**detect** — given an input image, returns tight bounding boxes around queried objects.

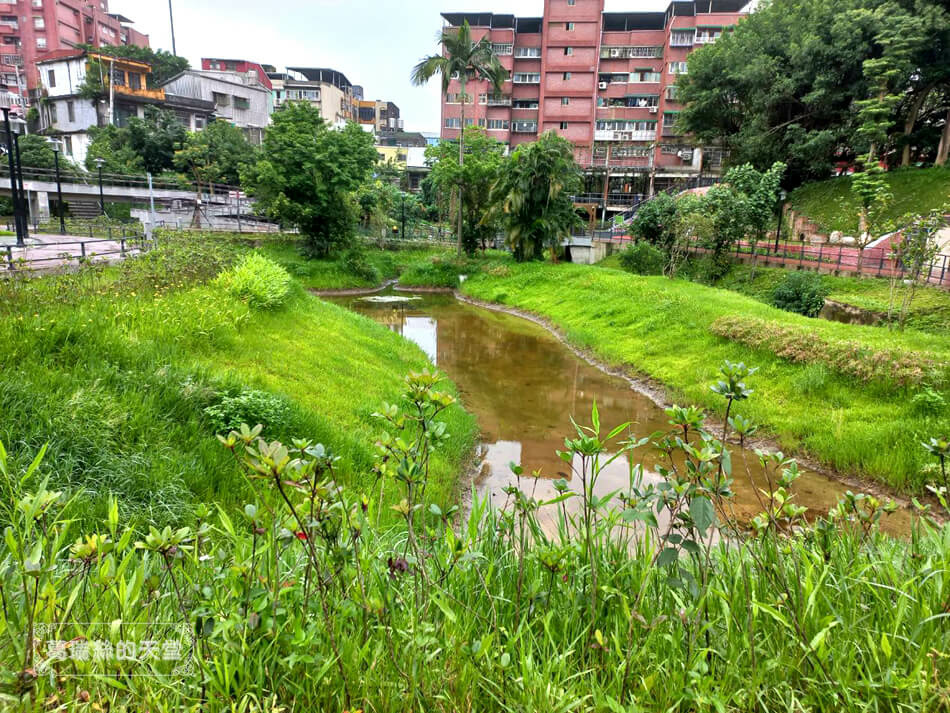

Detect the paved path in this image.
[1,233,146,271]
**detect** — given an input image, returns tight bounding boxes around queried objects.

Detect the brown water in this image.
[334,291,910,535]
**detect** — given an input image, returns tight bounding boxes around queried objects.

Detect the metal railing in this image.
[2,234,154,272]
[0,165,241,196]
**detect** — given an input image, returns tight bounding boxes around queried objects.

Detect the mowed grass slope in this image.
[463,262,950,491]
[0,271,475,528]
[788,166,950,235]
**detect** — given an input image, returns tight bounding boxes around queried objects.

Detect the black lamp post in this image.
[48,138,66,234]
[94,157,106,216]
[773,189,788,252]
[1,106,26,246]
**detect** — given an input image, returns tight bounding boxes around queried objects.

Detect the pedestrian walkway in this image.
[1,232,149,271]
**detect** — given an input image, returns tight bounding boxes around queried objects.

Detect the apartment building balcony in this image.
[0,19,18,34]
[0,5,17,16]
[595,129,656,142]
[511,120,538,133]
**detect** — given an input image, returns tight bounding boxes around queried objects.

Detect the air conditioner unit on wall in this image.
[677,150,694,161]
[648,106,657,113]
[598,81,608,89]
[610,49,621,57]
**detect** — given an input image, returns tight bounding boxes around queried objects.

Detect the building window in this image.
[559,121,568,129]
[492,43,513,55]
[629,69,661,83]
[670,30,694,47]
[512,120,538,133]
[666,86,679,101]
[514,46,542,58]
[32,0,42,6]
[663,112,679,129]
[668,61,688,75]
[561,97,569,105]
[563,72,571,80]
[234,96,250,110]
[48,102,56,123]
[445,117,461,129]
[566,22,575,31]
[695,28,723,44]
[63,136,72,155]
[564,47,573,56]
[66,100,74,122]
[568,0,575,5]
[46,69,54,87]
[33,17,44,30]
[128,72,141,90]
[513,72,540,83]
[36,36,46,49]
[513,99,539,109]
[212,91,230,106]
[487,118,509,130]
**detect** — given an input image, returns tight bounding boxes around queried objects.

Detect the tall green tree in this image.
[411,20,508,255]
[676,0,950,184]
[485,131,583,262]
[425,127,506,254]
[174,119,255,189]
[243,102,378,257]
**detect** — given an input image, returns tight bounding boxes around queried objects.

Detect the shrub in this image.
[341,246,381,284]
[216,253,291,309]
[911,386,947,417]
[771,271,830,317]
[618,242,666,276]
[203,388,291,434]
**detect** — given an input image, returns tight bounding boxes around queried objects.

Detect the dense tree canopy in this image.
[243,102,378,256]
[79,44,189,88]
[174,119,256,189]
[85,107,186,175]
[426,127,507,254]
[676,0,950,186]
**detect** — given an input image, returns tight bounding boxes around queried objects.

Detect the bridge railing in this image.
[0,165,241,196]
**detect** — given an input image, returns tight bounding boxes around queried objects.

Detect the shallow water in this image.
[333,290,910,535]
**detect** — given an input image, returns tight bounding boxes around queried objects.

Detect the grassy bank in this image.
[0,237,476,527]
[716,264,950,334]
[788,166,950,234]
[463,262,950,492]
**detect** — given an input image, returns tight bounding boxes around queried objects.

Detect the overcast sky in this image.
[109,0,676,133]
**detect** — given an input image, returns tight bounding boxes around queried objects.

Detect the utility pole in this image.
[168,0,178,56]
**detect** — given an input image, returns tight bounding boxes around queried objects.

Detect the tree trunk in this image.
[900,88,930,168]
[457,76,466,257]
[936,106,950,167]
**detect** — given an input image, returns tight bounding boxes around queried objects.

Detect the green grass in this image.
[788,166,950,235]
[0,238,476,528]
[463,262,950,492]
[716,264,950,334]
[260,240,456,290]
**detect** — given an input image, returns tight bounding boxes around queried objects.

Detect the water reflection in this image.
[336,291,910,535]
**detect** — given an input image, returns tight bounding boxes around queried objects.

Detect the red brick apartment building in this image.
[440,0,749,202]
[0,0,148,109]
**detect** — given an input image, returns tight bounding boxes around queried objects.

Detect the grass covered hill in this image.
[0,233,476,527]
[788,166,950,235]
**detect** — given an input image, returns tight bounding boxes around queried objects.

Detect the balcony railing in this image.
[594,129,656,141]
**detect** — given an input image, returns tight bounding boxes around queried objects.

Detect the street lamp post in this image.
[48,138,66,234]
[0,106,26,246]
[94,157,106,216]
[773,189,788,252]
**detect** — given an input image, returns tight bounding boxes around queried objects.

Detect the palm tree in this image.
[411,21,508,255]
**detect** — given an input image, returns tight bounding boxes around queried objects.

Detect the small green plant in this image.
[203,388,291,434]
[216,253,291,309]
[911,386,947,417]
[618,242,666,276]
[770,270,830,317]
